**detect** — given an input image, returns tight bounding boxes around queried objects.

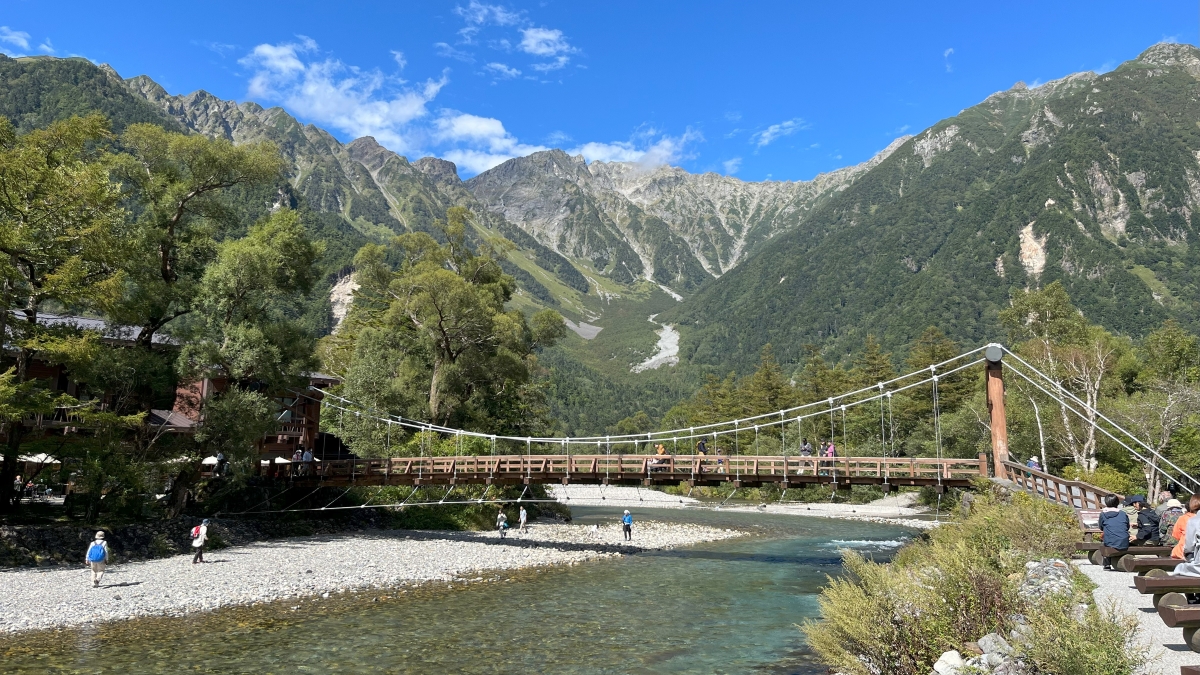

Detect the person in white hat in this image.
[621,510,633,541]
[84,531,110,587]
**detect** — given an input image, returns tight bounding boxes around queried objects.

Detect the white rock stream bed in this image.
[0,522,742,634]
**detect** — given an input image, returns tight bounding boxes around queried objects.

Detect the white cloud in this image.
[0,26,31,51]
[391,50,407,69]
[944,47,954,73]
[456,1,523,27]
[520,27,576,70]
[520,27,572,56]
[531,55,570,72]
[571,128,703,168]
[545,130,572,146]
[434,42,475,62]
[240,38,446,152]
[484,62,520,78]
[725,111,742,122]
[37,38,54,54]
[723,157,742,175]
[751,118,808,147]
[435,112,548,174]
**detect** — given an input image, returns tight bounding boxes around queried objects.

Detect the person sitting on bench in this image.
[1172,495,1200,560]
[1126,495,1161,545]
[1098,494,1130,571]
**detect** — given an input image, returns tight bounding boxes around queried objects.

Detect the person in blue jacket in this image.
[621,510,633,541]
[1098,494,1130,570]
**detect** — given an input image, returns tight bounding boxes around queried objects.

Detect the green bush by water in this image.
[803,483,1148,675]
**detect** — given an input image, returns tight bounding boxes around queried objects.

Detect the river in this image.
[0,507,912,674]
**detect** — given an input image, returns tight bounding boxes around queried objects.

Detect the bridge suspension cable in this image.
[305,354,986,450]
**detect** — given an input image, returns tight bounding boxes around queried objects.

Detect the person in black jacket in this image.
[1098,494,1130,570]
[1126,495,1161,545]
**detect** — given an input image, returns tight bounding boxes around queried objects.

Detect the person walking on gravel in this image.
[496,509,508,539]
[518,506,528,534]
[85,531,110,587]
[622,510,633,541]
[191,519,209,564]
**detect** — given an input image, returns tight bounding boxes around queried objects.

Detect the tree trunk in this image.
[0,425,26,514]
[428,357,444,424]
[164,465,198,519]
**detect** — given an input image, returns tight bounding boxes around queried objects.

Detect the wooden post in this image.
[985,345,1009,477]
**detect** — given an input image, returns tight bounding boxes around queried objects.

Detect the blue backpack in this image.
[86,541,106,563]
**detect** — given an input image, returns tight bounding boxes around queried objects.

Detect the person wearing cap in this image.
[1126,495,1161,546]
[621,510,633,541]
[1160,498,1187,546]
[1025,456,1041,471]
[84,531,110,587]
[192,519,209,564]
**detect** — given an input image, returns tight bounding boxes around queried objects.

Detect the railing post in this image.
[985,345,1009,477]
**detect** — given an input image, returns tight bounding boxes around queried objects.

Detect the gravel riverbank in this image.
[550,485,939,529]
[0,521,741,635]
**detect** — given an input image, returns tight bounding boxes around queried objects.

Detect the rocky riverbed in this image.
[0,521,742,634]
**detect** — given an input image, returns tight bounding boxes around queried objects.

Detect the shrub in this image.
[1022,599,1149,675]
[803,485,1138,674]
[1060,464,1140,496]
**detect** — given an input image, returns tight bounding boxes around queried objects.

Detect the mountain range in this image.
[3,43,1200,430]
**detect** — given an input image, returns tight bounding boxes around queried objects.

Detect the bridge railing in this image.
[999,460,1119,510]
[309,454,989,481]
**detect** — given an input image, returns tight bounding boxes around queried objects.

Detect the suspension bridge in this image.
[271,343,1200,499]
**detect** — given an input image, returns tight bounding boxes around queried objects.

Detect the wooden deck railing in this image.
[287,453,990,487]
[999,460,1120,510]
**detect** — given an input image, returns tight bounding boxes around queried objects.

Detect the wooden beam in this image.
[985,347,1009,477]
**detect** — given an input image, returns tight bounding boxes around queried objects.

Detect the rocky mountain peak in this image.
[1138,42,1200,78]
[346,136,407,174]
[414,156,461,186]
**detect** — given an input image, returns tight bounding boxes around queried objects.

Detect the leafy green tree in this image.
[0,114,126,512]
[326,206,567,451]
[108,123,285,350]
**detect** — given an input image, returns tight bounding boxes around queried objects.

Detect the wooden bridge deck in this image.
[281,453,989,489]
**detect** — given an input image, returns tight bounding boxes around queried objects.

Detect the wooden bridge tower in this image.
[985,344,1009,477]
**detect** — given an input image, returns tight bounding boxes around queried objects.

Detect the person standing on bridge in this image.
[800,439,812,456]
[518,506,528,534]
[621,510,633,541]
[497,509,508,539]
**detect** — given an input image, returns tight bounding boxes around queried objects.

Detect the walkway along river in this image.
[0,507,914,675]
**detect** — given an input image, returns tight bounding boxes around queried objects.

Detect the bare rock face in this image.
[464,140,906,290]
[414,157,462,188]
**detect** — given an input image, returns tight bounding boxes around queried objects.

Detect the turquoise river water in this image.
[1,507,912,674]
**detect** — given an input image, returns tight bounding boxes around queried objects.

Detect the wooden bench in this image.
[1134,574,1200,607]
[1090,545,1173,565]
[1075,541,1102,552]
[1181,666,1200,674]
[1122,557,1185,574]
[1158,605,1200,652]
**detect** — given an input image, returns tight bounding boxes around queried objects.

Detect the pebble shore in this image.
[0,521,740,635]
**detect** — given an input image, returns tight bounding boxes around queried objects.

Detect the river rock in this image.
[931,650,965,674]
[1018,558,1073,601]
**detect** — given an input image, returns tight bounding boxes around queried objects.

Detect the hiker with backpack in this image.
[191,519,209,564]
[1160,498,1186,546]
[85,531,110,588]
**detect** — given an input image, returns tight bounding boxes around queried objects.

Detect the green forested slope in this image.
[666,43,1200,374]
[0,56,184,133]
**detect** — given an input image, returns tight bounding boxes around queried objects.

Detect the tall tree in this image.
[326,206,567,450]
[108,123,284,351]
[0,114,126,512]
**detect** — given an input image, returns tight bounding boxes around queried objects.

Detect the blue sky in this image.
[2,1,1195,180]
